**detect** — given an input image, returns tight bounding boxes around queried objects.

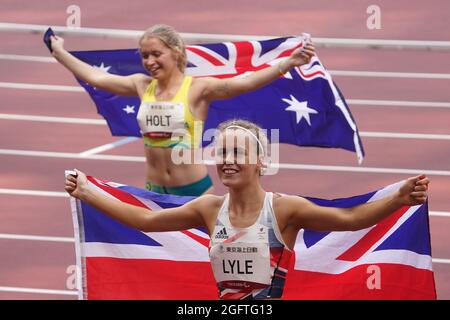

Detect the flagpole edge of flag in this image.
[66,170,87,300]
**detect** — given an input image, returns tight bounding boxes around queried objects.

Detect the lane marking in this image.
[1,82,450,108]
[433,258,450,265]
[330,70,450,80]
[2,114,450,141]
[275,162,450,176]
[0,113,105,125]
[0,188,68,197]
[2,148,450,176]
[429,211,450,218]
[0,286,78,296]
[0,82,83,92]
[1,187,450,220]
[359,131,450,141]
[0,54,56,63]
[2,22,450,50]
[0,149,144,162]
[2,54,450,79]
[348,99,450,108]
[0,233,74,243]
[0,233,449,265]
[79,137,139,156]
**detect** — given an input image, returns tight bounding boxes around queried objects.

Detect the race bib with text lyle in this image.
[210,226,272,289]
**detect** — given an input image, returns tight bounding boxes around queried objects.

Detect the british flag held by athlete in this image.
[70,175,436,300]
[66,35,364,162]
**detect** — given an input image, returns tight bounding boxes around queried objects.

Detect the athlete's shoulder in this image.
[191,194,225,209]
[273,194,310,213]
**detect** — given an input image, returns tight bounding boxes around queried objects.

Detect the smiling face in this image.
[139,37,179,79]
[215,128,265,188]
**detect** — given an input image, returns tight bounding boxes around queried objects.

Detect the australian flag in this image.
[65,36,365,162]
[69,175,436,300]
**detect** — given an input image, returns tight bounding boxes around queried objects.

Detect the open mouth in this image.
[149,66,161,75]
[222,167,239,175]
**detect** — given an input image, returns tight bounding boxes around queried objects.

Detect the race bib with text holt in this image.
[137,101,185,138]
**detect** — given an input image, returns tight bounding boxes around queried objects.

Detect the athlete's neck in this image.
[228,183,266,218]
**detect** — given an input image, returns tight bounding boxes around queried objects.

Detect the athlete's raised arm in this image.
[280,175,429,232]
[196,40,315,102]
[65,170,214,233]
[50,35,149,96]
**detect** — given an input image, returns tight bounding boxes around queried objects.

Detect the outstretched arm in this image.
[284,175,429,232]
[198,40,315,101]
[65,170,208,233]
[50,36,148,96]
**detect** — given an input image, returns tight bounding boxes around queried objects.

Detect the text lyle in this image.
[222,259,253,274]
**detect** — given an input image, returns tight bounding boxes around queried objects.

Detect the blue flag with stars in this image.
[69,36,365,162]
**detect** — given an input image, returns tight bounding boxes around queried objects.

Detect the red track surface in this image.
[0,0,449,299]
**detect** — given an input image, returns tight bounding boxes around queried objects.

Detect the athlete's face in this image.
[215,129,263,188]
[139,37,178,79]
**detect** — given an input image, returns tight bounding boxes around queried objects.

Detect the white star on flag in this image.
[93,62,112,73]
[283,95,318,126]
[122,105,135,114]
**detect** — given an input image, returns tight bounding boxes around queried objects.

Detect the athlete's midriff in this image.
[144,147,208,186]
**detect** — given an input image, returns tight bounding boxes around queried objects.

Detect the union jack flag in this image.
[66,36,364,162]
[70,175,436,300]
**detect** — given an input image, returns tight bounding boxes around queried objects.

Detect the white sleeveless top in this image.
[209,192,293,300]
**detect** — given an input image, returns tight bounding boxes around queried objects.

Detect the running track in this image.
[0,0,449,299]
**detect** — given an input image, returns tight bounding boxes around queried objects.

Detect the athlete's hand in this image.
[396,174,430,206]
[288,40,315,67]
[50,35,65,55]
[65,169,89,199]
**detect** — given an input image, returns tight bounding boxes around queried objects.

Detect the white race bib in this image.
[137,101,185,138]
[210,227,272,289]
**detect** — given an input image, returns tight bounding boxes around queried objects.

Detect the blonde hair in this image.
[139,24,187,73]
[217,119,269,158]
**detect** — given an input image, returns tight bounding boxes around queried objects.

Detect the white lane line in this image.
[359,131,450,141]
[2,54,450,79]
[0,54,56,63]
[0,233,449,268]
[0,188,68,197]
[433,258,450,264]
[2,148,450,176]
[1,188,449,219]
[3,22,450,50]
[0,233,74,243]
[1,81,450,108]
[330,70,450,80]
[0,82,83,92]
[275,162,450,176]
[1,187,450,218]
[0,113,106,125]
[0,286,78,296]
[2,113,450,141]
[430,211,450,218]
[0,149,144,162]
[79,137,139,156]
[348,99,450,108]
[0,233,449,264]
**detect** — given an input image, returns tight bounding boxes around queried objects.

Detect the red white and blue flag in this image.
[65,36,365,162]
[69,175,436,300]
